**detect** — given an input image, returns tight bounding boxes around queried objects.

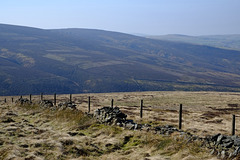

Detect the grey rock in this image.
[94,107,127,124]
[222,142,233,148]
[92,106,240,158]
[222,137,232,143]
[231,135,238,141]
[234,139,240,146]
[125,123,135,130]
[232,146,240,157]
[221,150,226,159]
[39,100,53,108]
[16,98,32,105]
[217,134,225,144]
[58,102,77,110]
[210,149,216,155]
[211,133,221,142]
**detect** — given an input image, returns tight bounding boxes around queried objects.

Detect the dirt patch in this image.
[200,112,220,120]
[205,119,223,124]
[228,104,239,107]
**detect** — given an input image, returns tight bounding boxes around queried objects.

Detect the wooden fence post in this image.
[29,94,32,102]
[88,96,90,113]
[12,97,14,103]
[40,93,43,101]
[179,104,183,130]
[4,98,6,103]
[70,94,72,102]
[140,100,143,118]
[232,114,236,135]
[20,95,22,99]
[111,99,114,108]
[54,93,56,106]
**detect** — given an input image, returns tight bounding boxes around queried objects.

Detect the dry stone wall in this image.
[94,106,240,159]
[16,98,77,111]
[14,98,240,159]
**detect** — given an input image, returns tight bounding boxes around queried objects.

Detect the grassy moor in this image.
[1,91,240,159]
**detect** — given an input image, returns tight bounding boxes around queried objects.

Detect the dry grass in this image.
[1,91,238,159]
[14,91,240,136]
[3,91,240,136]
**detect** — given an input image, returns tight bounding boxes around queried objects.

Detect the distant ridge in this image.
[1,23,240,95]
[147,34,240,51]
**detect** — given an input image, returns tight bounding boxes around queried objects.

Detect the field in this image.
[25,91,240,136]
[1,91,239,159]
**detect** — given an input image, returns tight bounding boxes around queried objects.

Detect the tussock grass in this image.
[18,104,95,130]
[112,131,211,159]
[3,95,218,159]
[88,124,123,136]
[0,147,11,160]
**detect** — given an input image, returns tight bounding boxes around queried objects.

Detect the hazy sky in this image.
[0,0,239,35]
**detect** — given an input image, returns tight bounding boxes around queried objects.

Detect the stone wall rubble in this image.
[16,98,77,110]
[15,98,32,105]
[14,98,240,159]
[94,106,240,159]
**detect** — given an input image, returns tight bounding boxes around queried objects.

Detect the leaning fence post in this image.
[111,99,114,108]
[88,96,90,113]
[232,114,236,135]
[179,104,183,130]
[140,99,143,118]
[70,94,72,102]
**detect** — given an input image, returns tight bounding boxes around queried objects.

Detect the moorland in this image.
[1,91,240,159]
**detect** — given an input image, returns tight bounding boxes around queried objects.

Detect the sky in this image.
[0,0,239,36]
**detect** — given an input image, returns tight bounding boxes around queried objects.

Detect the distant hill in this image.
[147,34,240,51]
[1,24,240,95]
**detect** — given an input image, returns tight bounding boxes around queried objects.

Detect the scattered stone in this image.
[155,125,178,135]
[221,150,226,159]
[39,100,53,108]
[234,139,240,146]
[58,102,77,110]
[16,98,32,105]
[210,149,216,155]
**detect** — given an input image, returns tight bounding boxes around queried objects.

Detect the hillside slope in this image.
[148,34,240,51]
[1,24,240,95]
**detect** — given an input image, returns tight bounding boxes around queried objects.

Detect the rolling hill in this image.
[1,24,240,96]
[147,34,240,51]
